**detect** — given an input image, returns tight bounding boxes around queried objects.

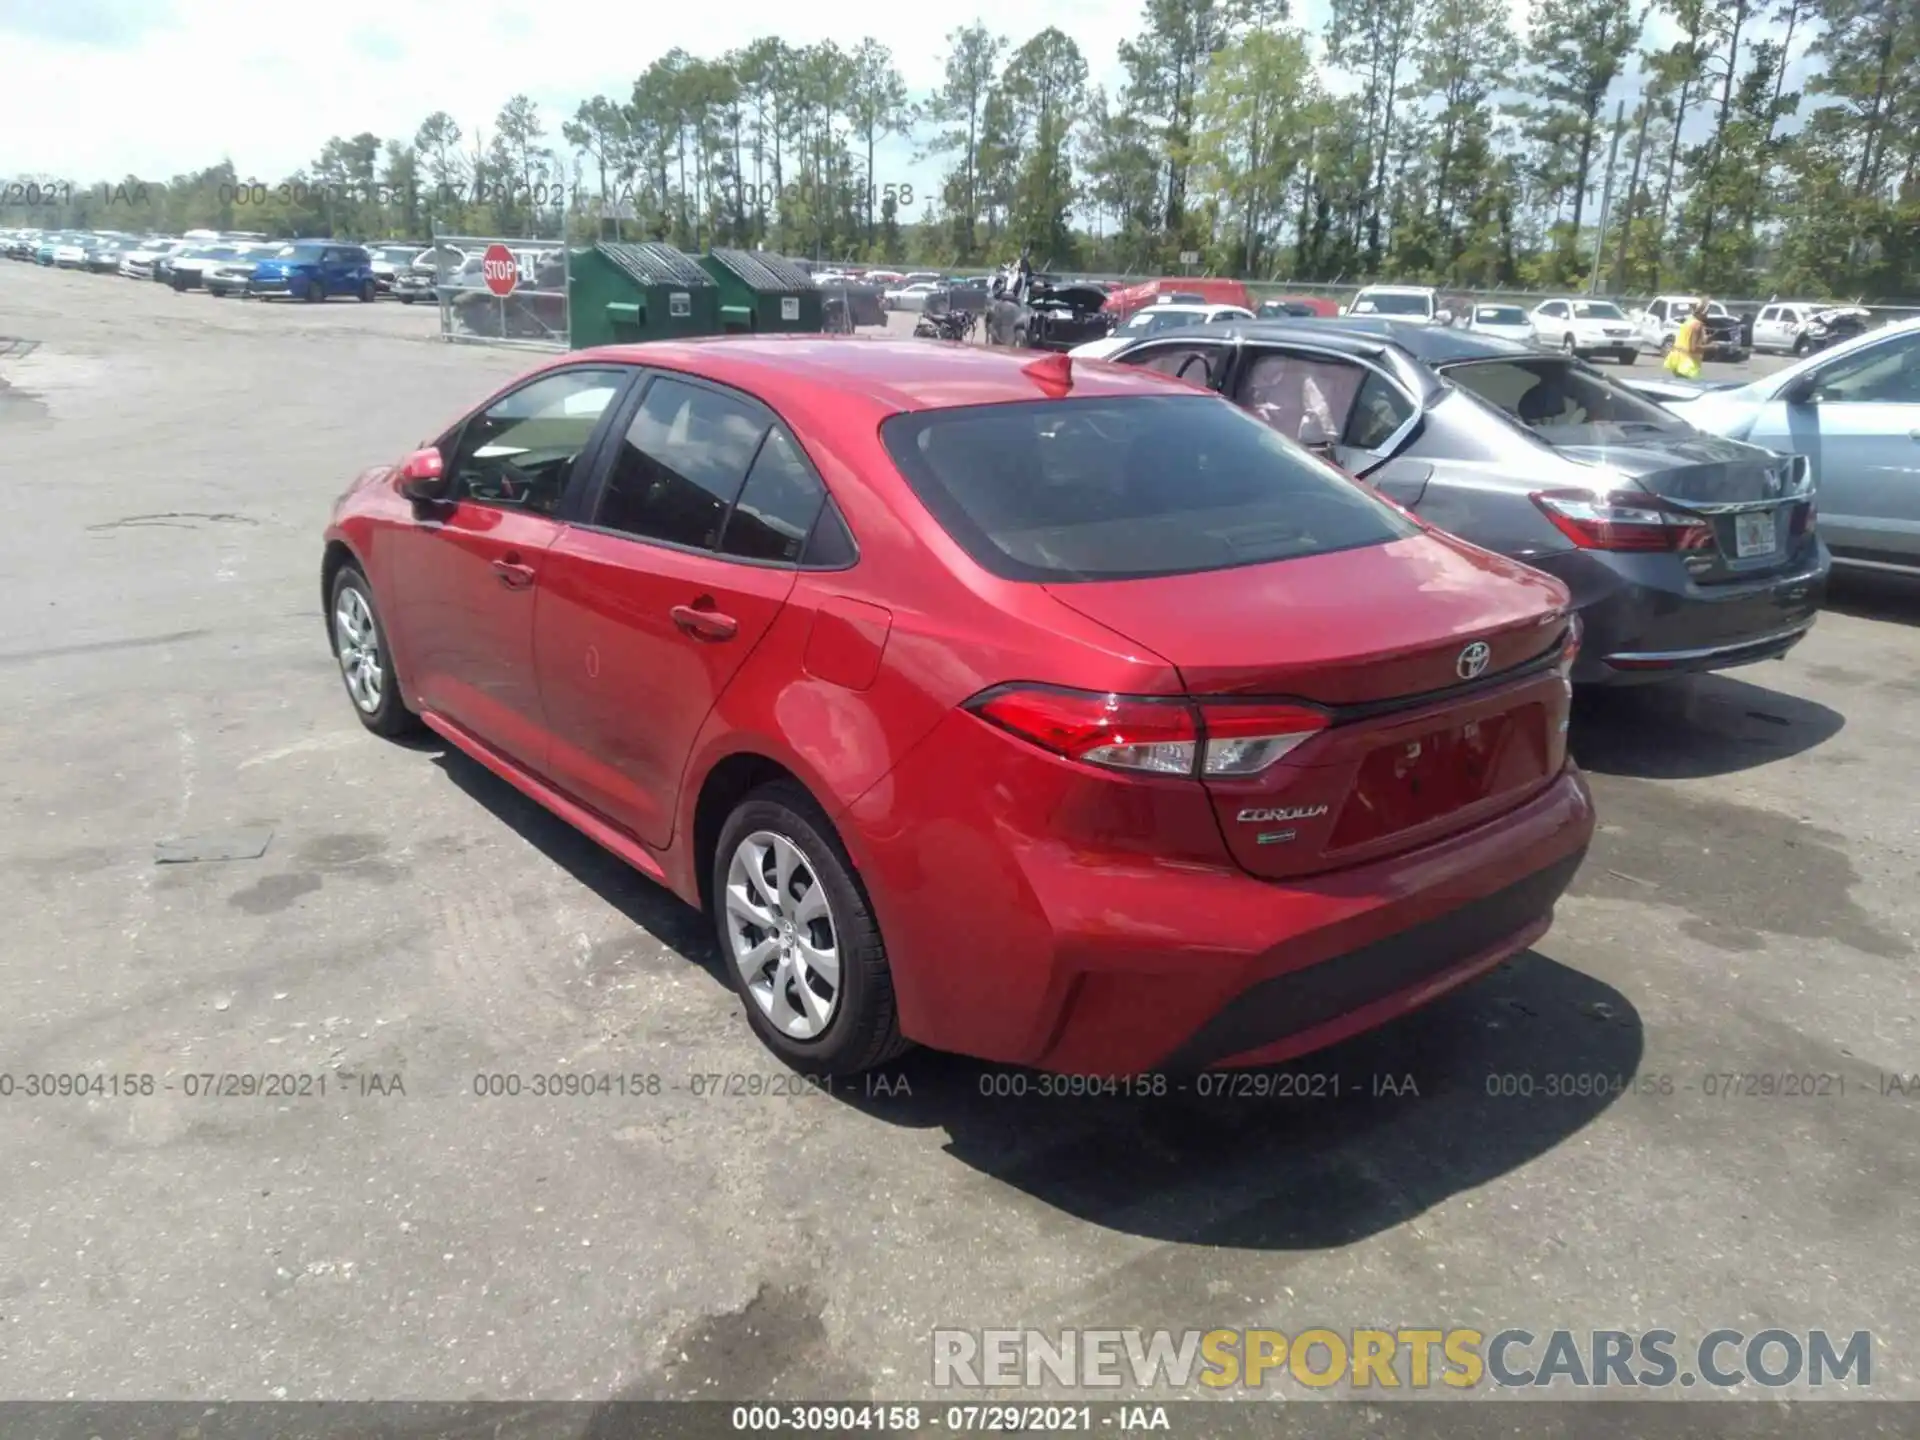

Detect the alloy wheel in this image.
[724,831,841,1039]
[333,587,384,714]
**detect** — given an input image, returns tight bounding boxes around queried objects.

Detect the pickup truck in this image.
[1633,295,1748,361]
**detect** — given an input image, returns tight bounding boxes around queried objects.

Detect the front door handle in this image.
[491,558,536,589]
[671,604,738,641]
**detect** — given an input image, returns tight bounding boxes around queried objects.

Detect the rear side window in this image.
[719,427,827,563]
[879,394,1417,583]
[1442,357,1689,441]
[593,376,768,549]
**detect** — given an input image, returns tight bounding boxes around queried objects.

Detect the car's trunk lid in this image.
[1557,433,1812,580]
[1045,532,1575,879]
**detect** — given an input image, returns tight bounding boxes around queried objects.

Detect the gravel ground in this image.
[2,263,1916,1411]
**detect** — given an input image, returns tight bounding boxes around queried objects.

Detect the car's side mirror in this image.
[1780,375,1821,406]
[397,447,450,500]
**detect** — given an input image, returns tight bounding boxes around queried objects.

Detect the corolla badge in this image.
[1456,641,1492,680]
[1237,805,1330,824]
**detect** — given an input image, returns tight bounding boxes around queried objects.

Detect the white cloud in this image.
[4,0,1155,202]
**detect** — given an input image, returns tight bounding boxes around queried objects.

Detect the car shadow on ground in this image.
[837,951,1640,1249]
[1569,671,1844,780]
[1824,567,1920,626]
[428,742,1642,1252]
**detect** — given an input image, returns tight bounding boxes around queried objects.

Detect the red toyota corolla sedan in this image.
[322,337,1595,1076]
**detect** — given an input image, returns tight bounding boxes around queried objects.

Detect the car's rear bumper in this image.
[844,713,1596,1074]
[1531,541,1829,685]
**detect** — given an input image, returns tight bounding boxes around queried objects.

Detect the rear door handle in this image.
[671,604,738,641]
[491,558,536,589]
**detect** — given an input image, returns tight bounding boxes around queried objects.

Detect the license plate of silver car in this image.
[1734,511,1777,558]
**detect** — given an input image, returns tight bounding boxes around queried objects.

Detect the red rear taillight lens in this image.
[972,688,1198,775]
[1531,489,1715,552]
[1791,498,1816,537]
[969,687,1328,778]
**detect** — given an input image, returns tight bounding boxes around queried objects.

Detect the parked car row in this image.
[1,225,460,305]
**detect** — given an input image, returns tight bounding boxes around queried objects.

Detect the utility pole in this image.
[1613,98,1655,295]
[1588,100,1627,294]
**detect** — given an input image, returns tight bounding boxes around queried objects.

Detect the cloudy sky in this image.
[4,0,1729,204]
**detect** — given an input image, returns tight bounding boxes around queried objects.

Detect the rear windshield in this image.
[1441,357,1690,442]
[1571,301,1627,320]
[879,395,1418,582]
[1353,291,1432,316]
[1476,306,1527,324]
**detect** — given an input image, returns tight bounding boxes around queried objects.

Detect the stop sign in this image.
[481,243,518,297]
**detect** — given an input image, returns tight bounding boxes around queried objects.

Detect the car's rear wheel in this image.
[1792,334,1809,356]
[713,781,908,1076]
[1618,349,1636,365]
[329,564,421,738]
[359,279,377,302]
[1561,333,1577,354]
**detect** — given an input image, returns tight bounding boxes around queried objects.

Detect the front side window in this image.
[1807,331,1920,404]
[446,368,626,515]
[1442,357,1689,442]
[593,377,769,549]
[879,394,1418,583]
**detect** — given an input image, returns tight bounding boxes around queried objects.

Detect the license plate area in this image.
[1733,510,1778,558]
[1328,706,1548,852]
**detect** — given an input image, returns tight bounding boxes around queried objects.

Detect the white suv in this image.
[1345,285,1443,325]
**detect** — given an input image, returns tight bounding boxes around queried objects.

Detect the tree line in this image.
[5,0,1917,299]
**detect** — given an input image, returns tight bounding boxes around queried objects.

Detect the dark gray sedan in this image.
[1098,319,1830,685]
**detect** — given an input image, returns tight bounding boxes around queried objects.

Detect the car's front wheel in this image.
[713,781,908,1076]
[329,564,420,738]
[305,276,325,302]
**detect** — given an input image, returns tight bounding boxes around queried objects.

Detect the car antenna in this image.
[1022,351,1073,396]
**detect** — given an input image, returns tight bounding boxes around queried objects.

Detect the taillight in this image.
[1195,701,1329,775]
[971,688,1198,776]
[1791,498,1816,537]
[1531,489,1715,552]
[968,686,1328,778]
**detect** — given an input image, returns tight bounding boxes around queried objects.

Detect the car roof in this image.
[568,335,1201,418]
[1234,316,1538,365]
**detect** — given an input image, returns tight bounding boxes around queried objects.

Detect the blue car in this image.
[249,242,378,302]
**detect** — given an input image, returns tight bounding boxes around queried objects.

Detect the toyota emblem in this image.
[1456,641,1492,680]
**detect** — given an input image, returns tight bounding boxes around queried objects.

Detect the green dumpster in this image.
[567,241,719,348]
[699,248,822,333]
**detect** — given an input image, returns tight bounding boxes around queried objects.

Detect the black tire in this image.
[1659,333,1674,353]
[327,563,422,739]
[1618,350,1637,365]
[1562,333,1577,354]
[305,276,325,303]
[711,780,908,1076]
[359,279,376,302]
[1792,334,1809,356]
[399,295,414,305]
